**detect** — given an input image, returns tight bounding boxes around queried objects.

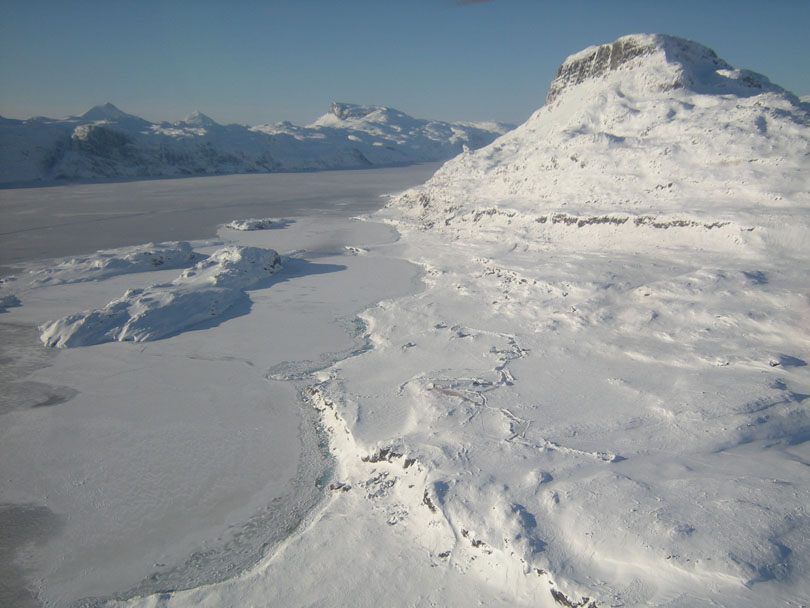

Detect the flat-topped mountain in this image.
[374,35,810,607]
[391,33,810,259]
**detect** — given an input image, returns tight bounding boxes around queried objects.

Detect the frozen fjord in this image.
[0,164,437,607]
[112,35,810,608]
[0,163,442,268]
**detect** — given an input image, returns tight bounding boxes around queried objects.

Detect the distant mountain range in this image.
[0,102,514,186]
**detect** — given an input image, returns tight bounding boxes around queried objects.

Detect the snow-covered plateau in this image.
[0,102,512,186]
[1,32,809,608]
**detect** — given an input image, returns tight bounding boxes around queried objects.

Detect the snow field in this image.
[117,34,810,608]
[301,224,810,606]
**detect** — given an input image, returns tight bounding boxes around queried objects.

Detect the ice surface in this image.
[0,167,431,607]
[0,163,441,266]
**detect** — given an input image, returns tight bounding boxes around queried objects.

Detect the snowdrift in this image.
[225,218,280,231]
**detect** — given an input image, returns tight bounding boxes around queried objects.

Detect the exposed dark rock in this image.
[361,446,403,463]
[422,489,437,513]
[550,588,598,608]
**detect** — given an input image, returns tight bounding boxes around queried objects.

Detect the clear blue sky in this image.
[1,0,808,126]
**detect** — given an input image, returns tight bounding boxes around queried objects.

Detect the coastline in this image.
[0,166,438,606]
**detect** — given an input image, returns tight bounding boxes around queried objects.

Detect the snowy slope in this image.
[0,102,512,185]
[276,34,809,607]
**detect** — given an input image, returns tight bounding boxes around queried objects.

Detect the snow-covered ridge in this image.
[39,245,281,347]
[0,102,513,185]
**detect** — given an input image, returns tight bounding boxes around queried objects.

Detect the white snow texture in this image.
[39,246,281,347]
[300,34,810,607]
[28,241,197,286]
[225,218,279,231]
[4,32,810,608]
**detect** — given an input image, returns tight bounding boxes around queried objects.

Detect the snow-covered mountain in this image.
[322,34,810,606]
[4,34,810,608]
[391,33,810,257]
[0,102,513,185]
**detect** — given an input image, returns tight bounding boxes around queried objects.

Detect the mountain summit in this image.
[545,33,786,104]
[80,102,146,123]
[179,110,220,128]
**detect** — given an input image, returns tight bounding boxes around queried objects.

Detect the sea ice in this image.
[0,166,433,608]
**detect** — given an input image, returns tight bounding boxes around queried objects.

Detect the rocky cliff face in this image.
[545,34,784,104]
[546,35,664,103]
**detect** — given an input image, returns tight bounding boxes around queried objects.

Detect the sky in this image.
[1,0,808,127]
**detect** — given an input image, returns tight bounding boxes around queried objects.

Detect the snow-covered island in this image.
[39,245,282,347]
[0,102,513,185]
[1,32,809,608]
[225,218,281,231]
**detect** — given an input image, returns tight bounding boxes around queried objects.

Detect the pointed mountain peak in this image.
[181,110,219,128]
[546,34,783,104]
[81,102,139,122]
